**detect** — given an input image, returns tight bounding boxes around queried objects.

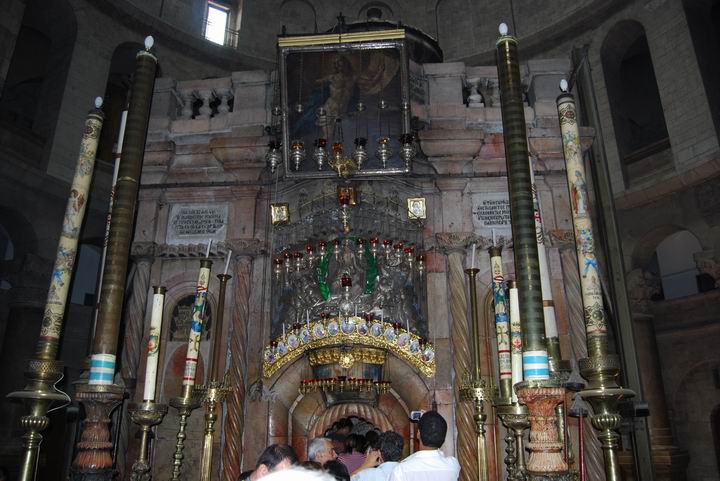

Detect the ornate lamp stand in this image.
[128,401,168,481]
[462,267,490,481]
[195,381,232,481]
[169,389,202,481]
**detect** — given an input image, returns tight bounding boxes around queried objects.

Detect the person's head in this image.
[308,438,337,464]
[418,411,447,449]
[323,459,350,481]
[335,418,353,436]
[344,433,366,454]
[377,431,404,462]
[364,430,380,450]
[301,461,322,471]
[253,444,298,478]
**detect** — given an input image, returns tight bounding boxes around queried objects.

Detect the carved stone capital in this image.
[130,242,156,262]
[549,229,575,249]
[435,232,475,255]
[225,238,265,258]
[626,268,661,314]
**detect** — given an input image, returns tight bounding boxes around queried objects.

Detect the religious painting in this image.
[168,294,212,341]
[279,31,410,177]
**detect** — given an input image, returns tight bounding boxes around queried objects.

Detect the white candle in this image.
[354,305,357,317]
[282,323,286,337]
[306,310,310,327]
[470,243,476,269]
[381,311,384,323]
[223,249,232,275]
[509,283,523,403]
[406,318,410,333]
[143,287,166,401]
[205,238,212,258]
[492,228,496,246]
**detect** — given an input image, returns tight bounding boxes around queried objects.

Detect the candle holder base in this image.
[128,401,168,481]
[8,358,69,481]
[70,384,126,481]
[195,381,232,481]
[497,402,530,481]
[169,392,202,481]
[516,382,569,475]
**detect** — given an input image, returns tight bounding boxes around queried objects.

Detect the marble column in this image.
[623,269,688,481]
[436,231,477,481]
[222,240,260,481]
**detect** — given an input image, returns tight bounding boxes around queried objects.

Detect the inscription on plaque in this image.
[167,203,228,244]
[472,193,511,228]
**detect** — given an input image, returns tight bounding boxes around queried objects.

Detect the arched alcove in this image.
[655,230,703,299]
[601,20,671,185]
[683,0,720,138]
[357,1,395,21]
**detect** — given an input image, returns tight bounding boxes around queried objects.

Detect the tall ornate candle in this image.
[143,286,166,401]
[557,79,632,480]
[507,280,523,403]
[489,245,512,401]
[556,81,608,356]
[182,259,212,397]
[496,23,549,381]
[529,157,562,370]
[37,98,105,361]
[89,37,158,385]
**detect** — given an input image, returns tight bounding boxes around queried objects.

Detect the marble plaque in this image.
[167,203,228,244]
[472,193,511,228]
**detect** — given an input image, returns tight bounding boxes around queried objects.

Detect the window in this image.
[204,2,229,45]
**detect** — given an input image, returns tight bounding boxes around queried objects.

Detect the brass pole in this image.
[198,272,232,481]
[8,97,105,481]
[459,268,489,481]
[556,82,633,481]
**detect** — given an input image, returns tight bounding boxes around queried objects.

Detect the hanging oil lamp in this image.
[399,133,416,170]
[376,137,392,168]
[313,138,328,171]
[290,140,305,171]
[266,140,281,173]
[352,137,368,170]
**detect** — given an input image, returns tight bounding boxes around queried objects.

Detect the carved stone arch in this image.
[629,224,707,271]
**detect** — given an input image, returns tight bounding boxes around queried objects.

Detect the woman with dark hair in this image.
[338,433,366,474]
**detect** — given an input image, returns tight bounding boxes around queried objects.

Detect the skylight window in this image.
[205,3,229,45]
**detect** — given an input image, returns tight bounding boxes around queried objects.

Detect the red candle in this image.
[305,244,314,253]
[341,275,352,287]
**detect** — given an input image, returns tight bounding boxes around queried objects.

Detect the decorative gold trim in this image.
[278,29,406,47]
[308,347,386,366]
[263,317,435,378]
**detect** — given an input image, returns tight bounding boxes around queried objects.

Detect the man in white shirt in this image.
[351,432,404,481]
[388,411,460,481]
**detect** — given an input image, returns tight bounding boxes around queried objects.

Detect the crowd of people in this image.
[238,411,460,481]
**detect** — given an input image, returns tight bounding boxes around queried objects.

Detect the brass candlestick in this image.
[496,402,530,481]
[128,401,168,481]
[461,267,489,481]
[195,382,231,481]
[197,272,232,481]
[169,390,202,481]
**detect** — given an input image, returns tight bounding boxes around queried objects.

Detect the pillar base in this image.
[526,473,576,481]
[516,381,569,475]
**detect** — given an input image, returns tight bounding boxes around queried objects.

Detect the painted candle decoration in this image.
[143,286,166,401]
[489,245,513,400]
[183,259,213,390]
[557,85,607,342]
[39,98,105,360]
[508,280,523,403]
[529,157,561,363]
